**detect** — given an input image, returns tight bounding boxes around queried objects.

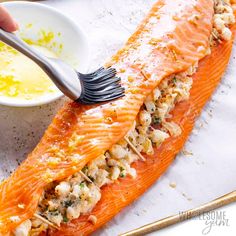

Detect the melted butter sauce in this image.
[0,42,59,100]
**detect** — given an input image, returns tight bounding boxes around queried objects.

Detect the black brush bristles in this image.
[77,67,125,104]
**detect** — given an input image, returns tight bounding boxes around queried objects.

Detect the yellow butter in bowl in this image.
[0,42,59,101]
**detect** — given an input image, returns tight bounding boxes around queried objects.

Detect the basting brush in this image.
[0,28,124,104]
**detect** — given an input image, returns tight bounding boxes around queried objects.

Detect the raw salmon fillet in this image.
[0,0,234,234]
[52,16,236,236]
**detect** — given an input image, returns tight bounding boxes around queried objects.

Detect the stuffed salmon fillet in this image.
[0,0,235,235]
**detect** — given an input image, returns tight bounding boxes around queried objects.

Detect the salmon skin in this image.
[0,0,227,234]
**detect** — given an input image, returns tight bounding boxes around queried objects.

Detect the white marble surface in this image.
[0,1,236,235]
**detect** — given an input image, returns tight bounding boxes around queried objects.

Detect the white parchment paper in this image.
[0,0,235,235]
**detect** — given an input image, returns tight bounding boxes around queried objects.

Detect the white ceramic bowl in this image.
[1,1,89,107]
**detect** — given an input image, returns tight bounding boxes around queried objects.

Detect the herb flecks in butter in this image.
[0,41,59,100]
[22,29,64,54]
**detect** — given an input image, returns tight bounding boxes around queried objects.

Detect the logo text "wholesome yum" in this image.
[179,210,230,235]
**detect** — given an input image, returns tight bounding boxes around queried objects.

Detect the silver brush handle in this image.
[0,28,51,72]
[0,28,81,100]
